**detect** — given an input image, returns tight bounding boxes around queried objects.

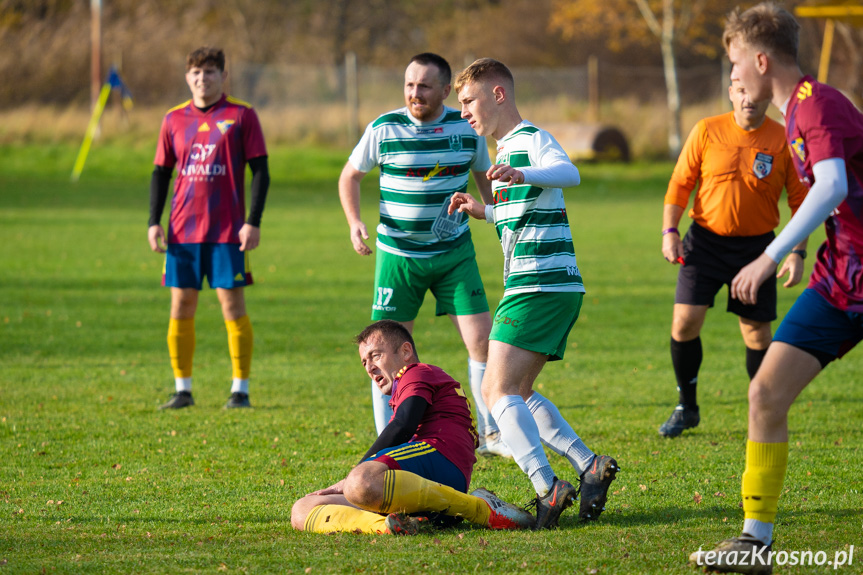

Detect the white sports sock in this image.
[175,377,192,393]
[491,395,556,496]
[743,519,774,545]
[371,379,393,436]
[468,359,498,436]
[231,378,249,394]
[526,391,596,474]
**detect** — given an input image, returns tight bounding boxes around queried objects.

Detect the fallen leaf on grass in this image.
[639,485,647,491]
[112,464,121,470]
[478,537,488,547]
[713,492,725,498]
[433,538,442,545]
[693,492,702,504]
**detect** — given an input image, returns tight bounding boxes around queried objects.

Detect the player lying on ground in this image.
[290,320,534,535]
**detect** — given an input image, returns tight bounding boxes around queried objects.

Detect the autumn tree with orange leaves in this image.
[550,0,758,158]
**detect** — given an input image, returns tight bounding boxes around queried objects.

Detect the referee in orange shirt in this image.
[658,80,809,438]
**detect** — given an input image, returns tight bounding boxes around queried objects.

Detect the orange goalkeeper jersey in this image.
[664,111,807,237]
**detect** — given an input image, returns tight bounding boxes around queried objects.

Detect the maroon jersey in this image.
[154,94,267,244]
[389,363,478,484]
[785,76,863,312]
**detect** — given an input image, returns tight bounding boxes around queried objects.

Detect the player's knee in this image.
[290,498,312,531]
[747,378,780,423]
[344,465,381,508]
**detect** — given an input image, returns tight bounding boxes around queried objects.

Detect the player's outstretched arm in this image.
[238,224,260,252]
[338,162,372,256]
[148,225,167,254]
[448,192,486,220]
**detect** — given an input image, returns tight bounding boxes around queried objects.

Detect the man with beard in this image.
[338,53,509,459]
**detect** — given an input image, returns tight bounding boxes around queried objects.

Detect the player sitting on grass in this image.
[290,320,533,535]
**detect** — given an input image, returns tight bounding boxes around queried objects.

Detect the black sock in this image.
[746,347,768,380]
[671,336,701,408]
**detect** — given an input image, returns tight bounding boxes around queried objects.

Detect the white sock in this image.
[468,359,498,436]
[231,378,249,394]
[175,377,192,393]
[371,379,393,436]
[491,395,556,496]
[526,391,596,474]
[743,519,774,545]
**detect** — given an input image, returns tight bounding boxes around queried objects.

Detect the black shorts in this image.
[675,222,776,322]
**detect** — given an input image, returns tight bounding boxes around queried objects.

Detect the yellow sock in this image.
[742,440,788,523]
[167,318,195,378]
[380,469,490,526]
[225,315,253,379]
[303,504,387,534]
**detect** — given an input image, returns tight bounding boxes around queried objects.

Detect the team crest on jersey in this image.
[791,138,806,162]
[216,120,235,135]
[796,81,813,102]
[449,134,462,151]
[752,152,773,179]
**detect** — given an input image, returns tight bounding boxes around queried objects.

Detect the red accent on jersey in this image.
[154,94,267,244]
[786,76,863,312]
[389,363,478,485]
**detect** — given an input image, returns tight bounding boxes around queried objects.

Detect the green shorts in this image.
[372,241,490,322]
[489,291,583,361]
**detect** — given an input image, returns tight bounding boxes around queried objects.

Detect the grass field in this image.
[1,142,860,574]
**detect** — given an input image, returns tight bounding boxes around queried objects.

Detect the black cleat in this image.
[658,404,699,437]
[689,533,773,574]
[159,391,194,410]
[528,478,577,530]
[225,392,251,408]
[578,455,618,521]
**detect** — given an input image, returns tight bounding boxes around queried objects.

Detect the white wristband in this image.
[484,204,494,223]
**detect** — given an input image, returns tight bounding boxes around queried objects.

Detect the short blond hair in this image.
[723,2,799,65]
[454,58,514,94]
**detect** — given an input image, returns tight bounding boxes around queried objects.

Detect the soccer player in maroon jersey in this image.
[690,4,863,572]
[148,47,269,410]
[290,320,534,535]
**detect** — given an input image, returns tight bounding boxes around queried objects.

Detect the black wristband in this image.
[791,249,807,259]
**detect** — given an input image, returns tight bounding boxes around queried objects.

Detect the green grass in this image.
[1,142,860,574]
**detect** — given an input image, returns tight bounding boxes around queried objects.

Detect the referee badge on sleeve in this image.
[752,153,773,179]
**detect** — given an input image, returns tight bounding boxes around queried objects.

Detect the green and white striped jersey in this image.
[491,121,585,296]
[349,106,491,258]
